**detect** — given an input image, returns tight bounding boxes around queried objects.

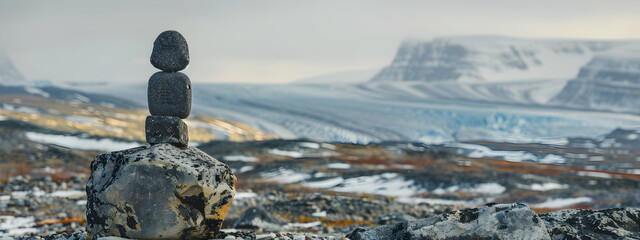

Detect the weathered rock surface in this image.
[346,203,550,240]
[85,143,236,239]
[233,206,289,232]
[145,116,189,148]
[150,30,189,72]
[147,72,192,119]
[541,208,640,239]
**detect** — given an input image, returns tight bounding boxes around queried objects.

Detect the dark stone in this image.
[145,116,189,148]
[147,72,191,118]
[150,30,189,72]
[458,208,479,223]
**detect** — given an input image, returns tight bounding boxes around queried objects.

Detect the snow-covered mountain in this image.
[0,56,26,84]
[551,48,640,114]
[371,36,620,82]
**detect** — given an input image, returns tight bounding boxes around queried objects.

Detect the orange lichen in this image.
[35,216,85,226]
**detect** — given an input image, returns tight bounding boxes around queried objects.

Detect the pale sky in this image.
[2,0,640,84]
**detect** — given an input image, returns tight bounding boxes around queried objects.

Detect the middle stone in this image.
[148,72,192,119]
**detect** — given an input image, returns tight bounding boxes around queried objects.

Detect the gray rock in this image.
[541,208,640,239]
[346,203,550,240]
[233,206,288,232]
[150,30,189,72]
[145,115,189,148]
[147,72,192,119]
[85,143,236,239]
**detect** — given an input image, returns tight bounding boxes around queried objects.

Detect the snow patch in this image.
[395,197,489,206]
[298,142,320,149]
[532,197,593,208]
[234,191,258,199]
[268,149,304,158]
[223,155,259,162]
[432,183,506,195]
[517,182,568,191]
[24,86,50,98]
[24,132,139,152]
[49,190,86,198]
[577,171,612,179]
[0,216,37,237]
[539,154,567,164]
[627,169,640,175]
[238,166,255,173]
[321,143,336,150]
[261,168,310,183]
[303,173,425,197]
[312,211,327,218]
[449,143,566,164]
[327,163,351,170]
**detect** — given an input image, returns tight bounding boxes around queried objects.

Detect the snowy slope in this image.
[0,56,26,85]
[371,36,621,82]
[551,44,640,113]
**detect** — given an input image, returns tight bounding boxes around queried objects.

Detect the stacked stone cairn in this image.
[85,30,237,240]
[146,30,191,148]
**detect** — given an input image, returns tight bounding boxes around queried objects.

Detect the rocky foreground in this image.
[3,203,639,239]
[2,130,640,239]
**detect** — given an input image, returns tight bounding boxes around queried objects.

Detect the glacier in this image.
[91,81,640,144]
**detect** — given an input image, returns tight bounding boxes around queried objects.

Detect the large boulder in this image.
[541,208,640,239]
[85,143,236,239]
[346,203,550,240]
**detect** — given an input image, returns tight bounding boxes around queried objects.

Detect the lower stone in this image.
[145,115,188,148]
[85,143,236,239]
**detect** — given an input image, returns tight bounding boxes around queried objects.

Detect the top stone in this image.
[150,30,190,72]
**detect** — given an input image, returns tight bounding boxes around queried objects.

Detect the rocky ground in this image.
[1,121,640,239]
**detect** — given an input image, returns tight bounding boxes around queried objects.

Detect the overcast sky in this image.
[2,0,640,84]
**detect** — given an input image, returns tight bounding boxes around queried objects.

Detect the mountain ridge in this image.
[370,36,633,83]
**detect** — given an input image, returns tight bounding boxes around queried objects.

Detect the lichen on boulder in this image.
[85,143,236,239]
